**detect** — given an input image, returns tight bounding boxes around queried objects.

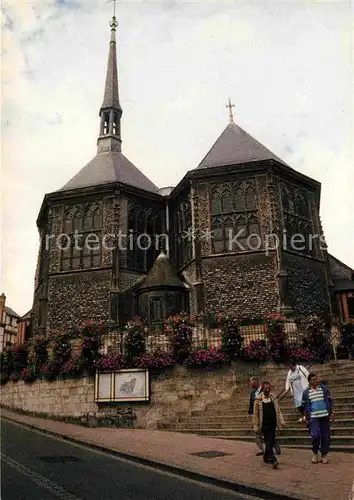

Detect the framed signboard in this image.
[95,369,149,403]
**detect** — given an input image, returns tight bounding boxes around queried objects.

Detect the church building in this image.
[32,14,353,336]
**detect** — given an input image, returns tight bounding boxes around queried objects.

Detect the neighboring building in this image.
[17,310,32,345]
[31,14,351,336]
[0,294,20,352]
[328,255,354,322]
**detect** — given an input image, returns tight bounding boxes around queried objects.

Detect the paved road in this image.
[1,419,257,500]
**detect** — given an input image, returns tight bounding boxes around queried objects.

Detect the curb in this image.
[1,414,302,500]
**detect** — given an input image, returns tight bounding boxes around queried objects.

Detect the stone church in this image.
[32,15,353,336]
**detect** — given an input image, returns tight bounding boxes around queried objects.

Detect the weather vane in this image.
[226,98,235,123]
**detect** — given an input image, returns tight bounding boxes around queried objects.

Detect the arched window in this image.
[245,186,257,210]
[295,194,308,219]
[126,203,161,273]
[282,185,314,256]
[83,204,101,231]
[102,112,110,135]
[234,187,246,211]
[172,199,192,268]
[282,187,295,213]
[112,113,120,136]
[211,181,259,254]
[61,203,102,271]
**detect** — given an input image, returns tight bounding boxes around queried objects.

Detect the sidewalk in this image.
[1,407,353,500]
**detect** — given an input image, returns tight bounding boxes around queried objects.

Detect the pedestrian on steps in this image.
[248,377,264,456]
[285,359,309,422]
[253,381,285,469]
[301,373,334,464]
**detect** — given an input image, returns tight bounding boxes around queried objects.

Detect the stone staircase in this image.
[165,360,354,451]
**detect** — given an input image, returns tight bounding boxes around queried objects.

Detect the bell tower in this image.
[97,14,123,153]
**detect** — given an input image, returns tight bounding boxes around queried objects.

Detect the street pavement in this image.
[1,408,353,500]
[1,419,256,500]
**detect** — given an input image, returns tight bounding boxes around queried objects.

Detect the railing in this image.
[98,317,343,359]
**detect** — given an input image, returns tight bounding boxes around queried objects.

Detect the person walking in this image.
[301,373,334,464]
[248,377,264,456]
[285,359,309,422]
[253,381,285,469]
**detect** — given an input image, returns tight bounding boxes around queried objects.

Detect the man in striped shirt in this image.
[301,373,334,464]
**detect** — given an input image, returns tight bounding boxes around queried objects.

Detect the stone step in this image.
[229,383,354,396]
[204,392,353,410]
[173,426,353,436]
[270,364,354,373]
[193,403,354,417]
[267,365,354,374]
[254,373,354,383]
[177,415,354,425]
[253,382,354,392]
[204,394,354,410]
[267,360,354,374]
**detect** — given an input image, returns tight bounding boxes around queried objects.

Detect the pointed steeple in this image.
[97,14,123,154]
[196,121,288,169]
[60,11,159,193]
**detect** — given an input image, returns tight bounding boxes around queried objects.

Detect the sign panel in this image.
[95,369,149,403]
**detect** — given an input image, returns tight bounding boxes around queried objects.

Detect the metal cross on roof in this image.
[226,98,235,123]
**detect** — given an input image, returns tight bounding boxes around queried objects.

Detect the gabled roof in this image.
[328,254,354,274]
[60,152,158,193]
[5,306,20,318]
[139,252,185,291]
[20,310,32,321]
[197,122,287,170]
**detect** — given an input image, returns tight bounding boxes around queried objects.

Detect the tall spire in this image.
[97,6,123,154]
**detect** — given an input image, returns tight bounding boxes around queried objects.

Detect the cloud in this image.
[189,13,255,47]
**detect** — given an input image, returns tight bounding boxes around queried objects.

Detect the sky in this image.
[1,0,353,316]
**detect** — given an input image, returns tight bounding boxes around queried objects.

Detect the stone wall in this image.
[283,252,330,316]
[0,364,259,429]
[47,270,111,333]
[202,252,279,317]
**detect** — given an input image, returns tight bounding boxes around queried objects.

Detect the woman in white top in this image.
[285,359,309,422]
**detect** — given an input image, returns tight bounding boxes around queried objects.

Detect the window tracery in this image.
[210,181,260,253]
[173,199,192,268]
[281,184,314,255]
[126,202,161,273]
[61,203,102,271]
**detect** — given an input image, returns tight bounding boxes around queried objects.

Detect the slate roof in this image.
[5,306,20,318]
[60,152,159,193]
[197,122,287,169]
[139,253,185,290]
[333,279,354,292]
[19,310,32,321]
[328,254,354,280]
